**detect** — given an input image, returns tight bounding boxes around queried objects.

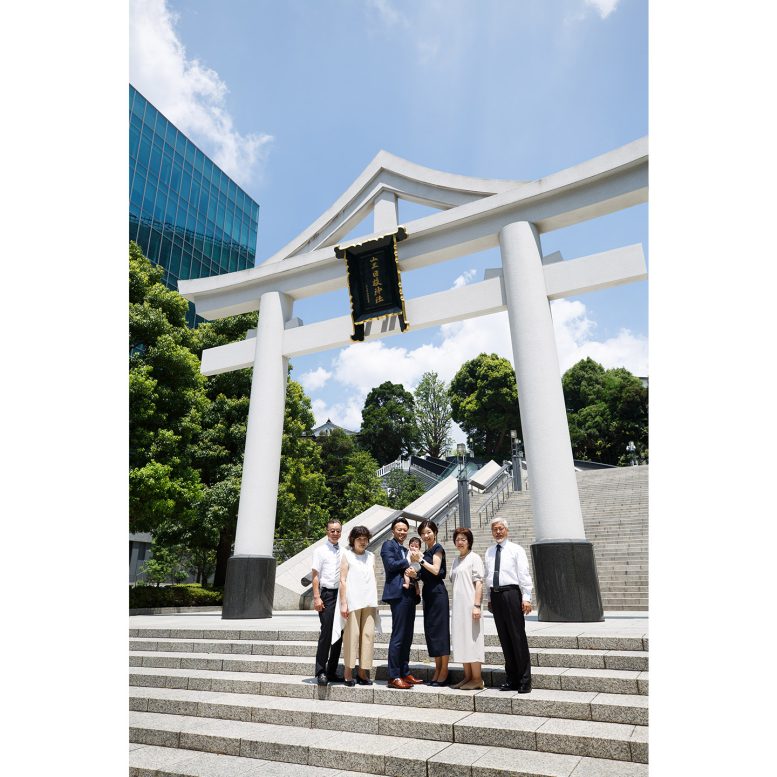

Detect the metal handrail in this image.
[477,471,513,527]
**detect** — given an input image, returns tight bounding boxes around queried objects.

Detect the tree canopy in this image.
[449,353,521,460]
[413,371,453,458]
[359,381,419,465]
[129,242,205,535]
[383,469,427,510]
[562,357,648,465]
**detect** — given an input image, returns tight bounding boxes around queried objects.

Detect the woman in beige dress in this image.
[449,527,485,690]
[338,525,379,686]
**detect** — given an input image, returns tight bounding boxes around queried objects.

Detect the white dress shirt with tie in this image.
[311,541,342,589]
[483,540,533,604]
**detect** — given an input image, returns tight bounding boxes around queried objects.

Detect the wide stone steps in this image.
[130,658,648,696]
[129,613,648,775]
[130,638,648,671]
[129,710,648,774]
[129,744,381,777]
[130,675,648,725]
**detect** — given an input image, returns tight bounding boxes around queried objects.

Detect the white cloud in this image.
[307,297,647,428]
[366,0,410,28]
[311,396,364,432]
[584,0,620,19]
[550,299,648,375]
[129,0,273,188]
[299,367,332,392]
[452,269,477,289]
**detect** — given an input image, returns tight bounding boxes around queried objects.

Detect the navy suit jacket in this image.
[381,538,410,603]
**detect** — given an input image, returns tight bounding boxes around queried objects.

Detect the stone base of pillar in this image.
[530,540,604,622]
[221,555,276,619]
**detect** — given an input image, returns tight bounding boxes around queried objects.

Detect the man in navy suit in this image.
[381,516,424,689]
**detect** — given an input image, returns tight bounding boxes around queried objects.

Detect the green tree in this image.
[137,543,189,587]
[275,380,332,559]
[383,469,427,510]
[562,358,648,465]
[129,243,206,534]
[340,450,388,520]
[359,381,419,465]
[318,428,359,523]
[449,353,521,460]
[413,371,453,458]
[190,312,257,586]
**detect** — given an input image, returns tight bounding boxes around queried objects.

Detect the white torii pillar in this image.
[222,290,292,618]
[499,221,603,621]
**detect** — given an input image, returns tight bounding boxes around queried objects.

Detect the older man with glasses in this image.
[311,519,345,685]
[484,517,534,693]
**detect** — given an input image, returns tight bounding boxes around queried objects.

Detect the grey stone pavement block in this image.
[437,689,479,711]
[591,693,648,726]
[177,717,254,757]
[239,721,323,764]
[326,684,375,703]
[128,743,199,773]
[512,690,596,721]
[455,712,546,750]
[532,667,566,690]
[528,636,580,650]
[471,746,582,777]
[372,685,440,708]
[535,718,635,762]
[238,629,279,641]
[201,629,242,640]
[569,755,648,776]
[630,726,648,764]
[575,636,645,651]
[308,731,413,774]
[428,742,493,777]
[263,677,318,698]
[534,650,607,669]
[475,689,514,714]
[559,668,640,695]
[636,672,648,695]
[384,739,450,777]
[602,651,648,671]
[385,738,452,777]
[148,696,202,717]
[152,749,268,777]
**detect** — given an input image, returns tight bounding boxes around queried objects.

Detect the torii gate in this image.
[179,138,648,621]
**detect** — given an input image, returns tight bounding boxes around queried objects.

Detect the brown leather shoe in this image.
[402,674,424,685]
[388,678,413,689]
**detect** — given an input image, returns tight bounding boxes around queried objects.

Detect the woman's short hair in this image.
[348,525,372,548]
[391,516,410,529]
[452,527,474,549]
[417,519,438,538]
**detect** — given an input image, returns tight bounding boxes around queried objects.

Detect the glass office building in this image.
[129,85,259,322]
[129,85,260,581]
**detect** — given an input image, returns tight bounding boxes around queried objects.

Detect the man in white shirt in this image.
[484,517,533,693]
[311,519,345,685]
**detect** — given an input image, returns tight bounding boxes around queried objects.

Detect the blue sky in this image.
[130,0,648,436]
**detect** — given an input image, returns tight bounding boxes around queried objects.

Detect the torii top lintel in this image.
[178,137,648,321]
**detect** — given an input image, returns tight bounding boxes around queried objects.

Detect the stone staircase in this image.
[373,466,648,612]
[129,620,648,775]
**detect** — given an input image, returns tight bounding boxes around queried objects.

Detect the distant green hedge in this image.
[129,584,223,609]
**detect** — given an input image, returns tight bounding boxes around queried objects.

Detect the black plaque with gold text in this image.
[335,227,409,341]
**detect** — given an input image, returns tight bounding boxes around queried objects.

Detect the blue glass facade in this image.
[129,85,259,315]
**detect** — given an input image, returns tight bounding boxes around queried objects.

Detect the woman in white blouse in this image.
[339,525,379,686]
[449,527,485,690]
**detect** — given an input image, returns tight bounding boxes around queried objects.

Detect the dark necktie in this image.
[494,543,502,588]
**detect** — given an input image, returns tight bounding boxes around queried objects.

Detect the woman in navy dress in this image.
[416,519,451,685]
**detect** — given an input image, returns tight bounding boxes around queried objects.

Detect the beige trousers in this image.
[343,607,376,670]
